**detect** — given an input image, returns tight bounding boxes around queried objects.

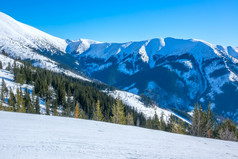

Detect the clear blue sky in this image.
[0,0,237,46]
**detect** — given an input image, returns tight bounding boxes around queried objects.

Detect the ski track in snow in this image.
[0,111,237,159]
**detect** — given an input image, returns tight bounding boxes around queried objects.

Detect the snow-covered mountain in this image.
[68,38,238,121]
[0,12,88,81]
[0,12,237,121]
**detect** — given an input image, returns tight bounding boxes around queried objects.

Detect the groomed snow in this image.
[0,111,237,159]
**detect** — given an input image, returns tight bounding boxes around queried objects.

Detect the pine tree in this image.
[201,110,208,137]
[45,99,50,115]
[93,100,104,121]
[160,112,166,131]
[197,105,203,136]
[166,114,175,132]
[1,79,8,99]
[35,95,40,114]
[63,95,71,116]
[24,88,34,113]
[6,62,11,71]
[153,112,160,130]
[0,82,4,107]
[206,102,214,138]
[111,103,118,123]
[16,88,21,112]
[126,112,134,125]
[118,100,126,124]
[8,89,16,111]
[191,103,199,136]
[219,119,237,141]
[53,106,58,116]
[111,99,126,124]
[146,117,153,129]
[0,61,2,69]
[79,108,86,119]
[74,102,80,118]
[18,88,26,113]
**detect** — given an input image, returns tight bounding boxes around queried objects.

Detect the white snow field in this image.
[0,111,237,159]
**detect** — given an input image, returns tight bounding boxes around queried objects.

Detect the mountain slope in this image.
[0,12,67,56]
[1,111,237,159]
[0,12,88,81]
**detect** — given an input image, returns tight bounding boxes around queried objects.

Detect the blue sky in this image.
[0,0,237,46]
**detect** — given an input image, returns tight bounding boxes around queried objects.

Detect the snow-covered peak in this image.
[66,38,102,55]
[0,12,90,82]
[0,12,67,56]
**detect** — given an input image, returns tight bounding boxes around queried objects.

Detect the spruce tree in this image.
[35,95,40,114]
[146,117,153,129]
[79,108,86,119]
[191,103,199,136]
[206,102,214,138]
[74,102,80,118]
[219,119,237,141]
[111,103,117,123]
[24,88,34,113]
[16,88,21,112]
[93,100,104,121]
[45,99,50,115]
[197,105,203,136]
[8,89,16,111]
[0,61,2,69]
[0,83,4,105]
[160,112,166,131]
[167,114,175,132]
[126,112,134,125]
[201,110,208,137]
[153,112,160,130]
[6,62,11,71]
[111,99,126,124]
[1,79,8,99]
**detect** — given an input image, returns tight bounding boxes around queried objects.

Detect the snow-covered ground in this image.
[0,111,237,159]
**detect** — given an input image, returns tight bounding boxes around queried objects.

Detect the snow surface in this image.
[0,12,67,54]
[0,111,237,159]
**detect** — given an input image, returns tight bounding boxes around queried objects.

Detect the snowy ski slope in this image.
[0,111,237,159]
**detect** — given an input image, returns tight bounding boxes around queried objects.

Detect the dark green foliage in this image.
[35,95,40,114]
[12,60,145,125]
[8,89,16,111]
[218,119,237,141]
[6,62,11,71]
[140,94,156,107]
[0,61,2,69]
[24,88,34,113]
[190,102,238,141]
[45,99,50,115]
